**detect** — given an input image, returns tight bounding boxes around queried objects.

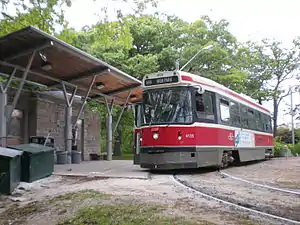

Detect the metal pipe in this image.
[0,93,7,147]
[7,51,36,124]
[0,60,132,104]
[72,75,96,128]
[106,112,113,161]
[65,106,72,164]
[0,69,17,147]
[180,44,215,71]
[0,68,16,93]
[113,91,131,133]
[4,41,53,61]
[104,98,114,161]
[62,83,70,106]
[0,60,77,88]
[291,86,295,146]
[104,98,111,114]
[0,71,47,89]
[69,86,77,106]
[61,83,77,164]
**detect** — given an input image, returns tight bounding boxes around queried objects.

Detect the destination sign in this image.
[144,76,179,86]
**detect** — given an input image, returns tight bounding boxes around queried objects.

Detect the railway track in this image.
[172,173,300,225]
[219,171,300,195]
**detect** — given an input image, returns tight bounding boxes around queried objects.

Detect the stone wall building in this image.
[7,88,101,161]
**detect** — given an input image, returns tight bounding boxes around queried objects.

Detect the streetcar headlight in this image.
[139,137,142,142]
[177,131,182,141]
[153,133,159,140]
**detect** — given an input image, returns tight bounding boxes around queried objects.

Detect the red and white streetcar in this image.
[133,70,274,170]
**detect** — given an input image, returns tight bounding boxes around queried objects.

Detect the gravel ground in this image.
[223,158,300,189]
[0,174,261,225]
[177,172,300,223]
[176,158,300,225]
[1,158,300,225]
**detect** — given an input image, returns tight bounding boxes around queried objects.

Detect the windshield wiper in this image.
[149,93,163,128]
[156,91,174,127]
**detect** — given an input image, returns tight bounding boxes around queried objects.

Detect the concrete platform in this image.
[53,160,150,180]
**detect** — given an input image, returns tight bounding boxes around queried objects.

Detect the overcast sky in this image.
[64,0,300,126]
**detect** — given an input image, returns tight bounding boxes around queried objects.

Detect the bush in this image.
[288,143,300,155]
[274,142,283,157]
[274,141,300,157]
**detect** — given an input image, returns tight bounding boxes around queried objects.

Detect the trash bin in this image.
[71,151,81,164]
[0,147,23,195]
[8,143,55,183]
[29,136,54,147]
[56,151,68,164]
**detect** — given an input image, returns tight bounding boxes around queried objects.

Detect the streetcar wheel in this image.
[221,151,234,169]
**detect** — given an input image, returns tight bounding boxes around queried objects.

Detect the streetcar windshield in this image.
[141,87,193,125]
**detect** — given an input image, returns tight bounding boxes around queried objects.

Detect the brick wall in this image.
[6,89,101,160]
[33,92,101,160]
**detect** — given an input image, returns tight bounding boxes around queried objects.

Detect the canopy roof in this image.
[0,26,142,106]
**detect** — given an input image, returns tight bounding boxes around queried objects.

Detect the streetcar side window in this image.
[247,108,256,130]
[229,101,241,127]
[268,116,273,133]
[240,105,249,129]
[255,111,263,131]
[220,98,230,122]
[195,92,215,121]
[263,114,272,133]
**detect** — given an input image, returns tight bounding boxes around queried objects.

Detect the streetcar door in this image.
[133,103,142,165]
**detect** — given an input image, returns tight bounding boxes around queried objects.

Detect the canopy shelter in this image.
[0,26,143,162]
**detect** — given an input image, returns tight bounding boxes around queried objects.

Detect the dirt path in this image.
[223,158,300,189]
[0,174,260,225]
[177,171,300,223]
[1,158,300,225]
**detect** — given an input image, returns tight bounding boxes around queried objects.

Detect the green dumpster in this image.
[0,147,22,195]
[8,143,55,183]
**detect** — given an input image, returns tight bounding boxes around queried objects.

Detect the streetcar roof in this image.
[142,70,270,114]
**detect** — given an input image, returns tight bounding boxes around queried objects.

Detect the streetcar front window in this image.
[142,88,193,125]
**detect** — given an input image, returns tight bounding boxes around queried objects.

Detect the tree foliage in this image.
[240,39,300,136]
[0,0,72,35]
[275,127,300,144]
[1,0,300,152]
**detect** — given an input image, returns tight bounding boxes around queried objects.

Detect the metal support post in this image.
[105,99,114,161]
[65,106,72,163]
[7,51,36,124]
[62,83,77,164]
[72,75,96,129]
[0,93,7,147]
[0,69,16,147]
[291,86,295,146]
[113,91,131,134]
[107,112,113,161]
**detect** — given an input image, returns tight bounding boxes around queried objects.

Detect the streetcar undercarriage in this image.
[136,148,274,170]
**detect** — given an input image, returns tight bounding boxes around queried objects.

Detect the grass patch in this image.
[48,190,111,204]
[237,216,261,225]
[113,153,133,160]
[0,190,111,225]
[58,203,212,225]
[0,201,47,224]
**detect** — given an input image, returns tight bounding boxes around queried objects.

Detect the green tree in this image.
[275,127,300,144]
[241,39,300,136]
[0,0,72,35]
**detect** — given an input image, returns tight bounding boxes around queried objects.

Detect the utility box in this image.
[0,147,23,195]
[8,143,55,183]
